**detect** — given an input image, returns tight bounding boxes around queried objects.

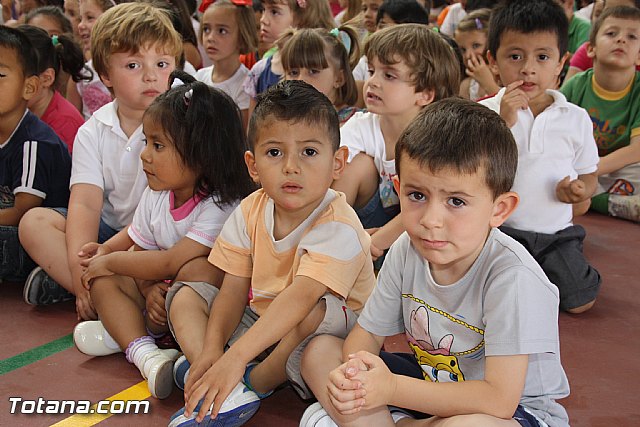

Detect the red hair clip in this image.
[199,0,252,13]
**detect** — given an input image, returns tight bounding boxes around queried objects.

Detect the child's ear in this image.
[486,51,500,76]
[392,174,400,194]
[332,146,348,179]
[244,150,261,184]
[489,191,519,228]
[416,88,435,107]
[99,72,113,88]
[23,75,40,101]
[39,68,56,89]
[334,69,346,88]
[586,42,596,59]
[557,51,570,74]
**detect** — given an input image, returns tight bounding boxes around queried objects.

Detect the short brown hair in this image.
[262,0,334,30]
[589,5,640,46]
[364,23,460,99]
[396,98,517,199]
[91,2,183,81]
[199,0,258,55]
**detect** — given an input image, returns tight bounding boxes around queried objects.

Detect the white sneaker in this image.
[73,321,121,356]
[140,348,180,399]
[300,402,338,427]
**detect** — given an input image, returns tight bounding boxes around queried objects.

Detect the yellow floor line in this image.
[50,381,150,427]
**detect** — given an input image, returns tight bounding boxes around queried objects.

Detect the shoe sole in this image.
[170,400,260,427]
[173,355,189,391]
[23,267,44,305]
[148,358,175,399]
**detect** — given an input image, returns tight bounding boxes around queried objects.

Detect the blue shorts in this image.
[52,208,119,243]
[355,188,400,230]
[380,351,545,427]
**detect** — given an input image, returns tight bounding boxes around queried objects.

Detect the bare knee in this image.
[169,285,207,321]
[19,208,65,244]
[567,299,595,314]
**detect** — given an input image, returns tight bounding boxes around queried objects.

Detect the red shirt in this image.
[41,91,85,154]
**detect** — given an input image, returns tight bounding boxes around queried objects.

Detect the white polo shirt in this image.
[480,89,599,234]
[70,100,148,230]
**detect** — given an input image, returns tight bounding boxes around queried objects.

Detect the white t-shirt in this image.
[128,187,237,250]
[195,64,250,110]
[359,229,570,427]
[340,111,399,209]
[70,100,148,230]
[480,89,599,234]
[440,3,467,36]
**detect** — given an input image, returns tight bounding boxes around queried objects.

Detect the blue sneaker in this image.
[168,382,260,427]
[173,355,190,390]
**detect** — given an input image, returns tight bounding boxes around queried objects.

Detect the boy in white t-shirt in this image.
[334,24,460,261]
[19,2,182,320]
[480,0,600,314]
[300,98,570,427]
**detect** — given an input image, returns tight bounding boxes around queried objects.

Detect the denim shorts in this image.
[52,207,119,243]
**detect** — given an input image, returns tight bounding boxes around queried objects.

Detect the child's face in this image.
[489,30,566,101]
[101,44,176,116]
[260,2,294,45]
[245,119,347,219]
[454,29,486,65]
[0,47,37,120]
[376,13,396,31]
[394,156,514,284]
[64,0,81,37]
[78,0,104,52]
[364,56,432,119]
[141,114,196,206]
[284,51,344,105]
[27,14,65,36]
[362,0,383,33]
[588,17,640,69]
[201,6,241,64]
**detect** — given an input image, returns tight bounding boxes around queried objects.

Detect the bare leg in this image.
[332,153,380,209]
[90,274,147,348]
[403,414,520,427]
[247,299,327,395]
[169,286,210,361]
[19,208,73,291]
[175,256,224,289]
[301,335,394,427]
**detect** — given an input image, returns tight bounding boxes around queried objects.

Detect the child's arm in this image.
[499,81,529,128]
[345,351,528,419]
[556,172,597,204]
[596,134,640,177]
[81,236,211,284]
[78,226,134,262]
[369,215,404,260]
[66,184,104,320]
[185,275,329,422]
[0,193,42,226]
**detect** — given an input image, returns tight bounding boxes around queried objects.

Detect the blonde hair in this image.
[82,0,121,13]
[91,2,183,80]
[200,0,259,54]
[365,23,460,99]
[262,0,334,30]
[281,26,361,106]
[455,8,491,35]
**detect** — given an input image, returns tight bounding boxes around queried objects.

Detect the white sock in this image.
[125,336,158,377]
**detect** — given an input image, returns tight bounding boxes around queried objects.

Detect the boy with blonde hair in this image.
[167,80,375,427]
[481,0,601,313]
[334,23,460,261]
[19,2,182,320]
[562,5,640,222]
[301,98,569,427]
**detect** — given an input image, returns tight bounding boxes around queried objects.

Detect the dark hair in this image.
[590,5,640,45]
[396,98,517,199]
[248,80,340,151]
[466,0,500,11]
[25,5,73,34]
[146,0,199,46]
[365,23,461,98]
[488,0,569,56]
[0,25,38,77]
[17,25,89,85]
[144,70,255,206]
[376,0,429,25]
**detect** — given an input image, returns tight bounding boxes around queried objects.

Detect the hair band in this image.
[330,28,351,54]
[184,88,193,106]
[475,18,483,30]
[51,35,59,46]
[199,0,251,13]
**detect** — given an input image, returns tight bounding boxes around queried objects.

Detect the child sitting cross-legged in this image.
[300,98,570,427]
[166,80,375,427]
[73,71,254,399]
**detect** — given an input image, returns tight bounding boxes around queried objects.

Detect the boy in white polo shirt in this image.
[481,0,600,314]
[18,2,182,320]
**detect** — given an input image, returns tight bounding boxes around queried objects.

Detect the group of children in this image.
[1,0,640,426]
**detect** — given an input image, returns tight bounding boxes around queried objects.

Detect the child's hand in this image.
[78,242,112,266]
[75,287,98,321]
[144,282,170,326]
[556,176,588,203]
[184,353,245,423]
[500,80,529,128]
[346,351,396,411]
[466,55,496,93]
[327,358,367,415]
[81,254,115,289]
